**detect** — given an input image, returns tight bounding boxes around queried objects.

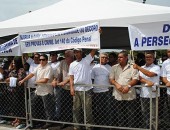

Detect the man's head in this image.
[145,51,155,66]
[39,54,48,67]
[109,52,117,61]
[100,53,108,65]
[65,50,74,63]
[49,51,58,63]
[108,52,117,66]
[73,48,83,61]
[33,53,40,64]
[118,51,128,65]
[162,54,168,62]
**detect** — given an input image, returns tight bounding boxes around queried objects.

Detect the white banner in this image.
[20,22,100,53]
[128,21,170,50]
[0,36,21,56]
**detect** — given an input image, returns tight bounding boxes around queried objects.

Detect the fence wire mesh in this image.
[29,85,153,130]
[0,83,26,118]
[1,83,170,130]
[158,87,170,130]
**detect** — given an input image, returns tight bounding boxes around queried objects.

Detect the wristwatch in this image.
[128,85,131,88]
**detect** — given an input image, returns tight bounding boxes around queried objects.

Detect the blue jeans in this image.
[53,87,62,120]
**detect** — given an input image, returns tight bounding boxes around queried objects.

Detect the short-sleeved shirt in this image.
[32,64,53,96]
[140,63,160,98]
[55,60,70,90]
[91,64,112,93]
[109,63,139,101]
[27,58,39,88]
[69,54,93,91]
[49,61,60,76]
[161,58,170,95]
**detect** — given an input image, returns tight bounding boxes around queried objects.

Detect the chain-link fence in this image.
[1,82,170,130]
[158,86,170,130]
[0,82,27,119]
[27,84,156,130]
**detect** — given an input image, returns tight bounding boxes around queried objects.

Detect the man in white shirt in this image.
[161,49,170,127]
[49,51,60,72]
[19,54,55,129]
[22,53,40,88]
[133,51,160,130]
[91,52,112,127]
[69,49,96,130]
[49,51,61,120]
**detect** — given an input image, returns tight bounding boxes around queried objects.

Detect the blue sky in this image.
[0,0,170,22]
[0,0,61,21]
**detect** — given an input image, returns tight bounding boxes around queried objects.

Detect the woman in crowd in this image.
[5,57,26,127]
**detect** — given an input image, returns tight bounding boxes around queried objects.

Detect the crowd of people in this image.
[0,49,169,130]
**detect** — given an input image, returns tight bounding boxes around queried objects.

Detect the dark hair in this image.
[14,57,23,71]
[34,53,40,58]
[24,62,30,71]
[40,54,48,60]
[50,51,58,56]
[109,52,117,59]
[145,51,155,57]
[137,53,145,59]
[119,51,128,57]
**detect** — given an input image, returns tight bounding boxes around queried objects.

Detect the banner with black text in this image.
[0,36,21,56]
[20,22,100,53]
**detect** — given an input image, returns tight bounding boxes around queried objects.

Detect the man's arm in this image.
[58,78,70,86]
[162,77,170,87]
[70,75,75,96]
[110,79,123,92]
[139,76,154,87]
[19,73,34,85]
[128,79,139,87]
[133,64,157,77]
[122,79,138,94]
[36,78,49,84]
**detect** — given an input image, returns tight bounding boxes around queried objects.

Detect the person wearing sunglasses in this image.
[19,54,55,129]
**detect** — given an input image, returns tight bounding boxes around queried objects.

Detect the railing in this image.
[0,82,169,130]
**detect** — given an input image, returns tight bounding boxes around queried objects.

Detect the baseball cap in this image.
[73,48,82,51]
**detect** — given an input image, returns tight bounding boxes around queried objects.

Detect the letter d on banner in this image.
[163,24,170,33]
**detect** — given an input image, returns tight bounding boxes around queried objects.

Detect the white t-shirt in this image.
[69,54,93,91]
[0,72,3,80]
[161,58,170,95]
[27,58,39,88]
[140,63,160,98]
[91,64,112,93]
[49,61,60,76]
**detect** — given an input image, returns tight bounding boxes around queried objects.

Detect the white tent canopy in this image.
[1,0,170,49]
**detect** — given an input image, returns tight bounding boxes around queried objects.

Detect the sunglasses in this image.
[39,59,46,61]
